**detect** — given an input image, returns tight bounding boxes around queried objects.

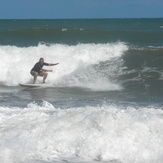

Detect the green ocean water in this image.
[0,18,163,46]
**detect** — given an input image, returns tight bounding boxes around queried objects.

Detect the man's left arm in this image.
[48,63,59,66]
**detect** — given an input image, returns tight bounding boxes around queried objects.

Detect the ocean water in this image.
[0,18,163,163]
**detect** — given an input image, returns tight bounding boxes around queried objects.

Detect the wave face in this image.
[1,42,163,104]
[0,101,163,163]
[1,42,163,92]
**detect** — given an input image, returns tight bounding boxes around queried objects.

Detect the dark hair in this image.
[39,58,44,61]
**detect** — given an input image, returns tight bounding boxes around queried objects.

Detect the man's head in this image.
[39,58,44,65]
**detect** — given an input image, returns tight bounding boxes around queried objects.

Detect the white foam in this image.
[0,101,163,163]
[62,28,67,31]
[0,43,127,90]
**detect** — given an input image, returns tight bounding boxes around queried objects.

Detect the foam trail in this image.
[0,43,127,90]
[0,101,163,163]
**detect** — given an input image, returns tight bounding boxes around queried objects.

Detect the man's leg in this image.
[33,72,38,84]
[43,72,48,83]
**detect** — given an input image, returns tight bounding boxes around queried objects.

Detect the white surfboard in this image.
[19,83,46,88]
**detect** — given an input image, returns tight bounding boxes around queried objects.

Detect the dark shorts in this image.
[30,71,44,77]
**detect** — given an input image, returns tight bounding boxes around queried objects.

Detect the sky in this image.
[0,0,163,19]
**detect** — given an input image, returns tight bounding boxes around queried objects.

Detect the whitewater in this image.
[0,43,127,90]
[0,101,163,163]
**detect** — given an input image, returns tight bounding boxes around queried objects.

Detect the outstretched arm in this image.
[49,63,59,66]
[41,69,53,72]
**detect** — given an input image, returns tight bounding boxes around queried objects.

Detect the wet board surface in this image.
[19,83,46,88]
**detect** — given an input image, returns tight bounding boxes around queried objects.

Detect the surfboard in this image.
[19,83,46,88]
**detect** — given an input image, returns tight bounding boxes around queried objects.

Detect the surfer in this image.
[30,58,59,84]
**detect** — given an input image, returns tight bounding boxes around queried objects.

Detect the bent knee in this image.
[44,72,48,75]
[34,72,38,76]
[31,71,38,76]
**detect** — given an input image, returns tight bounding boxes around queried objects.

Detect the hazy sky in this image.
[0,0,163,19]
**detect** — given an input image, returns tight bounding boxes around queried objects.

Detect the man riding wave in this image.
[30,58,59,84]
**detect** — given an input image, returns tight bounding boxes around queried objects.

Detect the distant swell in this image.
[0,19,163,46]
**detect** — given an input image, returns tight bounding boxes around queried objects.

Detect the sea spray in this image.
[0,43,127,90]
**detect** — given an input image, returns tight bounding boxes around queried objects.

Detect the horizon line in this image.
[0,17,163,20]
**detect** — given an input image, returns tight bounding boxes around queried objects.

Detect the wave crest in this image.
[0,43,128,90]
